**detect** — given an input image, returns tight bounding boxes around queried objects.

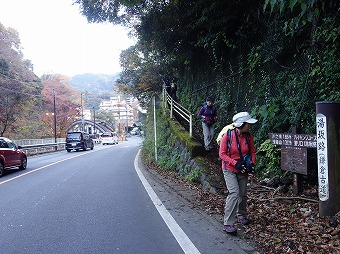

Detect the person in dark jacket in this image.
[170,79,177,101]
[198,97,217,151]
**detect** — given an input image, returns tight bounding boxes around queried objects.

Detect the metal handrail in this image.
[163,88,193,137]
[20,142,66,149]
[14,138,65,146]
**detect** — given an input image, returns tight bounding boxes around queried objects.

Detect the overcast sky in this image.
[0,0,135,77]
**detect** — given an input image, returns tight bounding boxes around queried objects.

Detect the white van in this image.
[101,132,119,145]
[130,127,140,135]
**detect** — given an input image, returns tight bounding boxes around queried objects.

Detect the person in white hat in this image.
[219,112,258,234]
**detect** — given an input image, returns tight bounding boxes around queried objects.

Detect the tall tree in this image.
[0,23,42,137]
[41,74,81,138]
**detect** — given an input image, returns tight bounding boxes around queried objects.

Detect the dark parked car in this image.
[0,137,27,177]
[65,132,94,152]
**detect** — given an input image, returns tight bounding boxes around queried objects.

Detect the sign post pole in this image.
[316,101,340,218]
[291,127,303,194]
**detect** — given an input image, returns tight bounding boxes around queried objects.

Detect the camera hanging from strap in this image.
[234,129,252,173]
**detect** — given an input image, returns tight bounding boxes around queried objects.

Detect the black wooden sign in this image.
[281,146,307,174]
[269,133,316,175]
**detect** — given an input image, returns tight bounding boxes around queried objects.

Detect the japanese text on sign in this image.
[316,113,329,201]
[269,133,317,148]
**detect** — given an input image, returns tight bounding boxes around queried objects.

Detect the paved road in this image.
[0,136,258,254]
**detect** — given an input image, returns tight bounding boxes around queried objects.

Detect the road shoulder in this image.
[136,152,261,254]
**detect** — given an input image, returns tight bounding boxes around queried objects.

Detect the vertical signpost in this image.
[316,114,329,202]
[316,101,340,218]
[269,101,339,217]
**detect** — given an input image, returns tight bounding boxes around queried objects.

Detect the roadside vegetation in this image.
[75,0,339,180]
[1,1,339,252]
[75,1,340,252]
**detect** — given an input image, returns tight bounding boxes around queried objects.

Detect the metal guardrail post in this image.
[163,88,166,109]
[170,98,173,119]
[163,88,193,137]
[189,114,192,137]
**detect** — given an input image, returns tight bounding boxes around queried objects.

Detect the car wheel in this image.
[67,149,71,152]
[0,162,4,177]
[19,157,27,170]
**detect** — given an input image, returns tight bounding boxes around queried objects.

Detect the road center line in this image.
[134,150,201,254]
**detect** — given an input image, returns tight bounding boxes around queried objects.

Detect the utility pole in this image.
[118,111,121,133]
[153,96,157,162]
[81,93,84,131]
[125,103,128,133]
[93,107,96,134]
[52,88,57,150]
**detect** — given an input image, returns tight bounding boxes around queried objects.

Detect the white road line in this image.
[134,150,201,254]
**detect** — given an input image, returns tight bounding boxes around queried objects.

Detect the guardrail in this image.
[163,88,193,137]
[13,138,66,156]
[14,138,65,146]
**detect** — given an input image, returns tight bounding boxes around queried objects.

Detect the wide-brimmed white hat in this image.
[232,112,258,127]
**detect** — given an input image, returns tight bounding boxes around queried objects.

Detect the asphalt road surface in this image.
[0,136,258,254]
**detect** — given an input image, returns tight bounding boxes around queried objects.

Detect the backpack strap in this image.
[234,130,251,159]
[226,129,232,154]
[223,129,251,171]
[234,129,243,161]
[203,104,208,115]
[223,129,232,171]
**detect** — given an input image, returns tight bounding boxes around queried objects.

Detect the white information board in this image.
[316,113,329,201]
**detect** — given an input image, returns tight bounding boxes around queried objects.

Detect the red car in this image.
[0,137,27,177]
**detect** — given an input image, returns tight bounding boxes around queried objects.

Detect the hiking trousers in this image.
[223,169,248,225]
[202,123,214,150]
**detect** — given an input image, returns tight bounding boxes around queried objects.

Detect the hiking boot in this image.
[223,225,237,234]
[238,217,250,225]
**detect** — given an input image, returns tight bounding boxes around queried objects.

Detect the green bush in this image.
[185,168,202,183]
[256,139,282,178]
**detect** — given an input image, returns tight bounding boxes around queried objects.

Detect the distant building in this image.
[99,95,142,131]
[83,109,92,120]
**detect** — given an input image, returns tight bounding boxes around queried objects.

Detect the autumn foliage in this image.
[40,74,81,138]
